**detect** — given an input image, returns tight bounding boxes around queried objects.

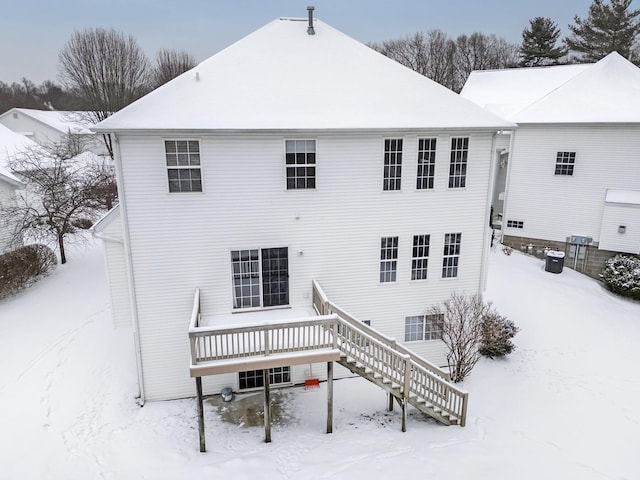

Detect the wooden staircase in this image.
[313,281,468,429]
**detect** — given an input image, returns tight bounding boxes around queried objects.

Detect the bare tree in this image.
[369,30,457,90]
[153,49,196,88]
[2,138,115,263]
[430,292,491,382]
[371,30,518,92]
[454,33,520,90]
[58,28,152,158]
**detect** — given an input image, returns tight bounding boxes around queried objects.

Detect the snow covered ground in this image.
[1,239,639,479]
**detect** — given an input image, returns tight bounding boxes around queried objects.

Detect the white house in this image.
[92,14,513,411]
[0,124,30,254]
[461,52,640,277]
[0,108,108,156]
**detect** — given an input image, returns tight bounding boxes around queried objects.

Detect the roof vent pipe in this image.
[307,6,315,35]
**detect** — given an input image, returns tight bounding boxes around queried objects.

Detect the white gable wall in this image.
[502,125,640,245]
[0,112,63,146]
[116,130,496,401]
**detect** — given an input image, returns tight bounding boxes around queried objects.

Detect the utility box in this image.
[545,250,565,274]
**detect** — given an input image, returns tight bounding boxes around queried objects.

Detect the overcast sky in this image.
[2,0,594,85]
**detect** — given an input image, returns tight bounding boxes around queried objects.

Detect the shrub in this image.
[0,244,57,299]
[601,255,640,300]
[479,312,519,359]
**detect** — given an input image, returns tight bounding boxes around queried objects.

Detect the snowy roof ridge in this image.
[461,52,640,124]
[95,18,513,132]
[1,108,95,134]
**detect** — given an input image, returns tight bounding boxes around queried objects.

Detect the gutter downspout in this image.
[500,130,517,245]
[480,131,500,293]
[112,132,146,405]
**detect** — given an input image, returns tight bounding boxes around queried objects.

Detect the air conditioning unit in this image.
[569,235,592,245]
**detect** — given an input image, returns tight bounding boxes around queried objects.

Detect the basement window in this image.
[404,314,444,341]
[238,367,291,390]
[506,220,524,229]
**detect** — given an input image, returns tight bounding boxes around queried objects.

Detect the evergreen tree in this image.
[565,0,640,62]
[520,17,567,66]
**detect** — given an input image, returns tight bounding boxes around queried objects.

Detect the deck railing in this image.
[188,283,468,426]
[312,280,468,426]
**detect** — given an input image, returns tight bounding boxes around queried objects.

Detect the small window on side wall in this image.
[555,152,575,176]
[165,140,202,192]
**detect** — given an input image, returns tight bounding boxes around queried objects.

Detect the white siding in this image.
[0,181,20,255]
[117,131,495,400]
[503,125,640,245]
[599,204,640,254]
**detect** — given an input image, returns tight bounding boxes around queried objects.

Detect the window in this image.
[383,138,403,191]
[285,140,316,189]
[411,234,430,280]
[417,138,436,189]
[555,151,575,176]
[506,220,524,229]
[442,233,461,278]
[404,314,443,341]
[380,236,398,282]
[165,140,202,192]
[231,247,289,309]
[449,137,468,188]
[238,367,291,390]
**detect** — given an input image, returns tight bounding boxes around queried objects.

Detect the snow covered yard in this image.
[1,240,639,479]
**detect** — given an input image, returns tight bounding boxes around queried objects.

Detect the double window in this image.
[380,237,398,283]
[383,139,403,191]
[404,314,444,342]
[449,137,468,188]
[231,247,289,309]
[417,138,436,190]
[165,140,202,192]
[442,233,461,278]
[411,234,430,280]
[285,140,316,189]
[555,151,575,176]
[238,367,291,390]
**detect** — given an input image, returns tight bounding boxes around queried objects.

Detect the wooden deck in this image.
[187,283,469,451]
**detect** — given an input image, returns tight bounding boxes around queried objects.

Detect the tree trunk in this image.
[58,233,67,264]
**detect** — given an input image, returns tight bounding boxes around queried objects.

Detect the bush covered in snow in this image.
[0,244,57,299]
[479,312,519,359]
[601,255,640,300]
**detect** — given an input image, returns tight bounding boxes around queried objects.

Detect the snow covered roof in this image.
[605,189,640,205]
[461,52,640,124]
[0,108,95,134]
[95,18,513,132]
[0,123,37,167]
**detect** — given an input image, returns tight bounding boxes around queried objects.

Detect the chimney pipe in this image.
[307,6,315,35]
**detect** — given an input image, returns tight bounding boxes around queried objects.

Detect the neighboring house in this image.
[0,108,108,156]
[92,15,513,406]
[461,52,640,277]
[0,124,30,254]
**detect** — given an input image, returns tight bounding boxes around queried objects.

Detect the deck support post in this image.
[401,399,407,432]
[195,376,206,452]
[327,361,333,434]
[263,370,271,443]
[387,392,394,412]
